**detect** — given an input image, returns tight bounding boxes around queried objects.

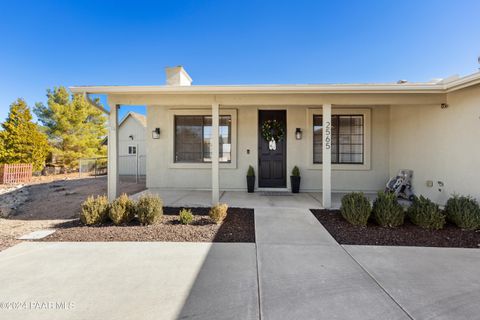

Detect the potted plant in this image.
[246,165,255,193]
[290,166,301,193]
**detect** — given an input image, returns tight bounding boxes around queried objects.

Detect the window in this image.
[128,145,137,155]
[174,115,231,163]
[313,115,364,164]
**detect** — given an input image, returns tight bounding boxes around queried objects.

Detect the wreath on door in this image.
[261,120,285,143]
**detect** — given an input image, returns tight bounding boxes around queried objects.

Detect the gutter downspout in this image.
[83,92,110,115]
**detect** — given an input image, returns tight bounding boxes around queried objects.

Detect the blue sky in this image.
[0,0,479,122]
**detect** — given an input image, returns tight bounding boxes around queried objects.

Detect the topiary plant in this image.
[179,208,194,225]
[247,165,255,177]
[209,203,228,224]
[291,166,300,177]
[80,195,109,225]
[407,195,445,230]
[136,193,163,225]
[109,193,135,225]
[372,191,405,227]
[340,192,371,226]
[445,195,480,230]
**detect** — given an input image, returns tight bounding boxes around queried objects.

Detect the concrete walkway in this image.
[133,189,325,209]
[254,207,410,319]
[133,189,377,209]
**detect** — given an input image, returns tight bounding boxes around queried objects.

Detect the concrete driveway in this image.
[0,242,258,320]
[1,207,479,319]
[344,245,480,320]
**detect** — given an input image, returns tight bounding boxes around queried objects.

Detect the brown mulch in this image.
[42,207,255,243]
[311,209,480,248]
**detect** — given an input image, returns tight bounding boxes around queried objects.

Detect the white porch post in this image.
[108,104,119,201]
[322,104,332,208]
[211,102,220,205]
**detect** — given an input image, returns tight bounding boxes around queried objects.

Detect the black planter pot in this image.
[247,176,255,193]
[290,176,301,193]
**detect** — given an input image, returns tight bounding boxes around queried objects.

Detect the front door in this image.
[258,110,286,188]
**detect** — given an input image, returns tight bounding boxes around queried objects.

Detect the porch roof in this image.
[70,72,480,95]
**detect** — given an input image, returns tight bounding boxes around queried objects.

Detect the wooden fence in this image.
[0,164,33,184]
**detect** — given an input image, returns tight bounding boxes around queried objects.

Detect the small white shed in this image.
[118,112,146,176]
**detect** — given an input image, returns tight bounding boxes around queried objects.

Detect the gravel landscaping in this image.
[0,175,146,252]
[43,207,255,243]
[311,209,480,248]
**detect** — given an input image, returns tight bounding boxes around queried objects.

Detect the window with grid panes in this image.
[174,115,231,163]
[313,115,364,164]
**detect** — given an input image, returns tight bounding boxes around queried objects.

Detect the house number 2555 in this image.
[324,121,331,149]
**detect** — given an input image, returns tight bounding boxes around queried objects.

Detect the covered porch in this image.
[70,66,457,207]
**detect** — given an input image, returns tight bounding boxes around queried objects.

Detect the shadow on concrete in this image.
[174,207,259,319]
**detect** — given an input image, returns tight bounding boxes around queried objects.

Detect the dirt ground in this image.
[0,174,146,251]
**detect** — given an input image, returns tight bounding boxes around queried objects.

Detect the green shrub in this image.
[136,194,163,225]
[80,195,109,225]
[340,192,372,226]
[445,195,480,230]
[109,193,135,225]
[372,191,405,227]
[407,196,445,230]
[247,165,255,177]
[209,203,228,224]
[179,208,194,225]
[291,166,300,177]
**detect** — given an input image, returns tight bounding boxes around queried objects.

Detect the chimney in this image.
[165,66,192,86]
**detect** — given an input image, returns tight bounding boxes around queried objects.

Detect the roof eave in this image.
[70,85,446,95]
[69,71,480,96]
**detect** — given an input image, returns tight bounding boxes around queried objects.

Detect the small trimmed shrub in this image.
[407,196,445,230]
[247,165,255,177]
[445,195,480,230]
[179,208,194,225]
[209,203,228,224]
[340,192,371,226]
[136,194,163,225]
[291,166,300,176]
[80,195,109,225]
[109,193,135,225]
[372,191,405,227]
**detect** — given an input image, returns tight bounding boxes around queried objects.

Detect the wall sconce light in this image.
[129,134,134,140]
[152,128,160,139]
[295,128,302,140]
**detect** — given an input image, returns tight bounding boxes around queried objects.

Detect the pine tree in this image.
[0,99,50,171]
[34,87,107,169]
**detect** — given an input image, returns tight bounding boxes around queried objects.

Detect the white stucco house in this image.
[71,66,480,208]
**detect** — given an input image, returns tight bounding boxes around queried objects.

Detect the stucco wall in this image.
[389,84,480,204]
[146,105,390,192]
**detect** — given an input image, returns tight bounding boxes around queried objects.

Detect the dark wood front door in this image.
[258,110,286,188]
